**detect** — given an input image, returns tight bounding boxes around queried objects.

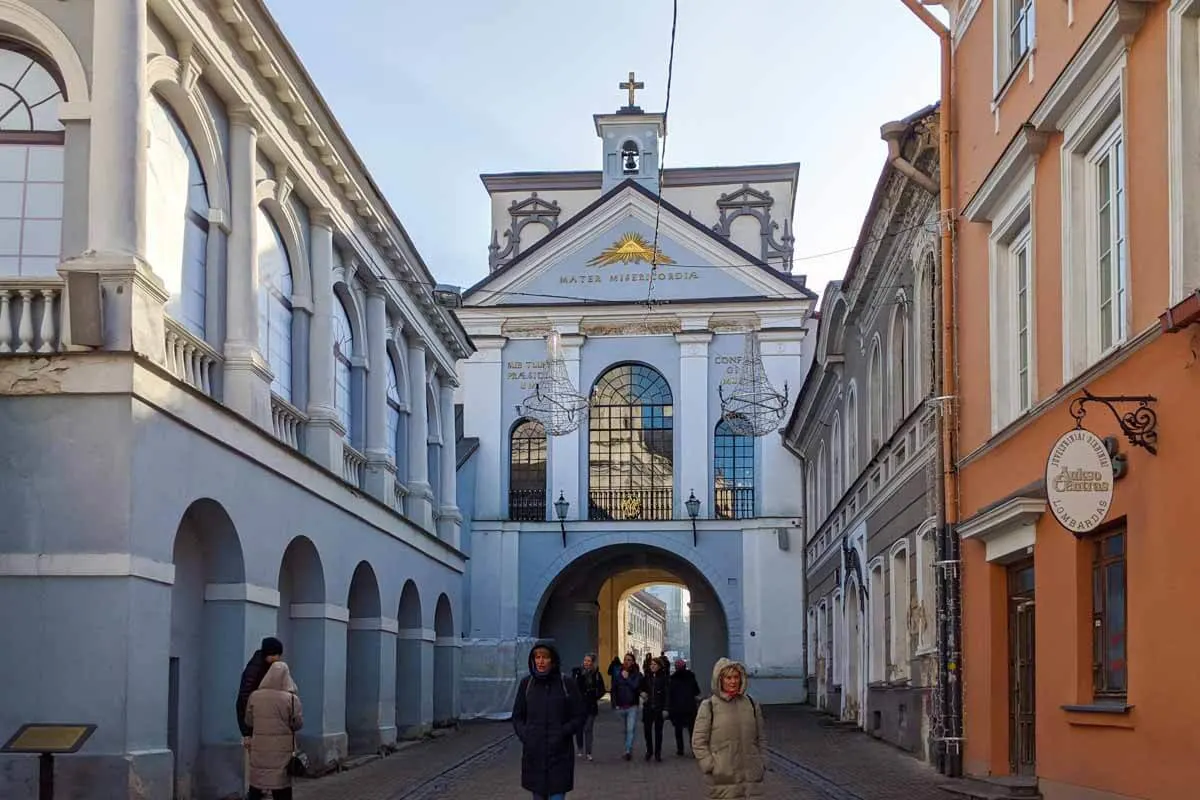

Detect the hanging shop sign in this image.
[1045,428,1114,534]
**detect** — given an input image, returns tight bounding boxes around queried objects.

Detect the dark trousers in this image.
[642,707,664,756]
[672,712,696,754]
[246,788,292,800]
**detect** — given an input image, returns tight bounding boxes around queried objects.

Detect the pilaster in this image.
[222,106,272,430]
[464,336,507,520]
[676,330,713,518]
[757,331,806,517]
[437,374,462,548]
[406,336,433,530]
[364,287,390,501]
[550,333,585,519]
[305,209,341,470]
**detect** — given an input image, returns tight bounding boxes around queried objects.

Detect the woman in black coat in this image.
[512,642,586,799]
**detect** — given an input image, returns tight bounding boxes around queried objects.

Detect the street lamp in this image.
[685,490,701,547]
[554,491,570,547]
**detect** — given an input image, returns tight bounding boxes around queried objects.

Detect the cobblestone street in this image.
[293,705,951,800]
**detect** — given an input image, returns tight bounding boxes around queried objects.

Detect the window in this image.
[1014,230,1033,410]
[845,385,859,481]
[807,607,817,676]
[889,303,909,429]
[587,363,673,521]
[890,543,911,680]
[145,95,208,338]
[830,413,843,504]
[868,341,883,452]
[918,523,937,653]
[1092,126,1127,353]
[816,443,827,523]
[831,588,842,686]
[1009,0,1033,71]
[386,352,403,465]
[869,561,886,682]
[509,418,547,521]
[1092,526,1127,700]
[621,140,640,174]
[714,417,754,519]
[994,0,1035,93]
[0,43,64,278]
[256,207,293,402]
[332,293,355,439]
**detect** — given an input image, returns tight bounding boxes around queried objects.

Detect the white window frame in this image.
[868,559,886,683]
[1168,0,1200,303]
[993,0,1036,99]
[888,540,911,681]
[830,412,843,504]
[844,383,859,484]
[1089,122,1127,355]
[831,587,843,686]
[1061,53,1128,380]
[986,167,1037,433]
[915,520,938,655]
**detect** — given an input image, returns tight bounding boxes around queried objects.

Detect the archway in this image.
[276,537,326,752]
[395,580,425,737]
[845,580,864,723]
[533,544,729,687]
[169,498,245,800]
[433,594,456,725]
[345,561,382,754]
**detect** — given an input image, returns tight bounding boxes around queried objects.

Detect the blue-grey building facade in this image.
[0,2,472,799]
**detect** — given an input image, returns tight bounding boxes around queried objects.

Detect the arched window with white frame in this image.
[869,560,886,682]
[889,299,910,429]
[816,442,827,523]
[145,94,209,338]
[332,292,355,440]
[845,383,859,483]
[832,587,843,686]
[806,464,817,537]
[386,351,403,465]
[868,340,883,452]
[830,412,843,504]
[890,540,911,680]
[256,206,294,402]
[917,521,938,653]
[0,42,65,280]
[807,607,817,675]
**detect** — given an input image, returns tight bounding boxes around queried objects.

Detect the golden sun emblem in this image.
[586,232,675,267]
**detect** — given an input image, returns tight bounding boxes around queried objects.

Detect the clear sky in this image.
[265,1,945,299]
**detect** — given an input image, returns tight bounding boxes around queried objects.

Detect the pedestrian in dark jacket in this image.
[639,657,670,761]
[668,658,702,756]
[571,653,606,760]
[610,653,641,760]
[238,637,284,740]
[512,642,586,799]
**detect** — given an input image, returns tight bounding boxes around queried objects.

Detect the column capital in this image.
[406,334,428,352]
[311,206,336,230]
[228,104,263,134]
[438,374,460,391]
[675,330,713,345]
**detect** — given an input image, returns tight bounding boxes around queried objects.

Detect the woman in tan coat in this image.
[691,658,766,798]
[244,660,304,800]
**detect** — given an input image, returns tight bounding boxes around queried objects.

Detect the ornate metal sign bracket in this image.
[1068,389,1158,455]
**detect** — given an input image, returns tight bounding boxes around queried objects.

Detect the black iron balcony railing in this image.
[587,488,674,521]
[508,489,546,521]
[714,486,755,520]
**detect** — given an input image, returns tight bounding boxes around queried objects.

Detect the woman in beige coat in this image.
[691,658,766,798]
[244,660,304,799]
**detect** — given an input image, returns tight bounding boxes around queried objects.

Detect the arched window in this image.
[256,207,293,402]
[817,443,827,522]
[869,561,887,682]
[830,413,843,504]
[714,417,755,519]
[588,363,673,521]
[845,386,859,483]
[868,341,883,452]
[890,302,909,428]
[145,95,208,337]
[0,43,65,278]
[621,139,640,174]
[806,466,817,537]
[890,542,911,680]
[509,418,547,521]
[332,293,354,439]
[386,352,402,465]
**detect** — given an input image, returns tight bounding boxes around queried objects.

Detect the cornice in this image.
[480,163,800,194]
[962,124,1049,222]
[958,497,1047,542]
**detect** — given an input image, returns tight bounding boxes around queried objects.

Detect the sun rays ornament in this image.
[719,331,790,437]
[518,331,589,436]
[586,232,675,267]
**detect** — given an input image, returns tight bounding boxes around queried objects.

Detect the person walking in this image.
[512,642,586,800]
[607,656,622,687]
[691,658,766,798]
[609,652,641,761]
[237,637,284,745]
[243,660,303,800]
[668,657,702,756]
[639,656,669,762]
[571,653,606,761]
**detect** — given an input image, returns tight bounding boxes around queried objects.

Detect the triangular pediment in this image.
[464,181,812,308]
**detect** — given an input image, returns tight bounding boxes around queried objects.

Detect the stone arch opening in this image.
[395,580,426,737]
[276,536,326,753]
[433,594,456,725]
[345,561,382,754]
[533,544,730,686]
[169,498,245,799]
[845,578,864,723]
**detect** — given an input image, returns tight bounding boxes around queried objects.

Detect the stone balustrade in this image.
[271,393,306,450]
[164,318,220,397]
[393,475,408,514]
[342,443,366,488]
[0,278,62,354]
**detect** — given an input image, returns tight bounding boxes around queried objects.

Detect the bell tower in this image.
[595,71,665,194]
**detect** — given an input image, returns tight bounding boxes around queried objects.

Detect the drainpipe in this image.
[897,0,963,779]
[881,121,939,196]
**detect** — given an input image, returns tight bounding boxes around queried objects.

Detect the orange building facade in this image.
[946,1,1200,798]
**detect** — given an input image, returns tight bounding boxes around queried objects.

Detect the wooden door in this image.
[1007,560,1036,776]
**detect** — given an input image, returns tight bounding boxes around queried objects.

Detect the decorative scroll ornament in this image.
[519,331,589,436]
[718,332,789,437]
[1068,389,1159,455]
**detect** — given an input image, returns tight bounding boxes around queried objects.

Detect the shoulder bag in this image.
[286,694,309,778]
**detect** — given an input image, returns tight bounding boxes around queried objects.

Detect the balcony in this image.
[0,278,62,353]
[270,393,306,450]
[342,443,366,488]
[588,488,674,522]
[714,486,755,520]
[508,488,546,521]
[163,317,220,397]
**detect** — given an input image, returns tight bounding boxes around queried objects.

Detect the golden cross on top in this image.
[619,71,645,107]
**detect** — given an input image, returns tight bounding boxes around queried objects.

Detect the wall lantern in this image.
[554,491,570,547]
[685,490,701,547]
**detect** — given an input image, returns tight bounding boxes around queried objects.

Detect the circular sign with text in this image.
[1045,428,1114,533]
